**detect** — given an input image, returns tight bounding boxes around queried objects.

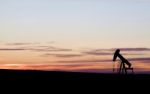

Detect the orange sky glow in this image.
[0,0,150,74]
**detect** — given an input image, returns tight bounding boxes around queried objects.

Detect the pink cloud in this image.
[42,53,83,58]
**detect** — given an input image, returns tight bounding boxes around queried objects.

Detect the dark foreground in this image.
[0,69,150,80]
[0,69,150,86]
[0,69,148,92]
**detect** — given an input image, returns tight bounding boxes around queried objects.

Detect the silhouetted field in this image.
[0,69,149,90]
[0,69,149,83]
[0,69,149,92]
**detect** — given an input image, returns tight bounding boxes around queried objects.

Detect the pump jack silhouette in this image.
[113,49,134,74]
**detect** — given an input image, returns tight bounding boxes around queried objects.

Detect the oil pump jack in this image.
[113,49,134,74]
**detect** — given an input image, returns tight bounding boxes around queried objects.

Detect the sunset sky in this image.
[0,0,150,73]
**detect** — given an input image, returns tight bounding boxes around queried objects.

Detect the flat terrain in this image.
[0,69,149,82]
[0,69,149,90]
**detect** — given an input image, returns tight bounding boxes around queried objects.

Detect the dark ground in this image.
[0,69,149,81]
[0,70,150,94]
[0,69,149,90]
